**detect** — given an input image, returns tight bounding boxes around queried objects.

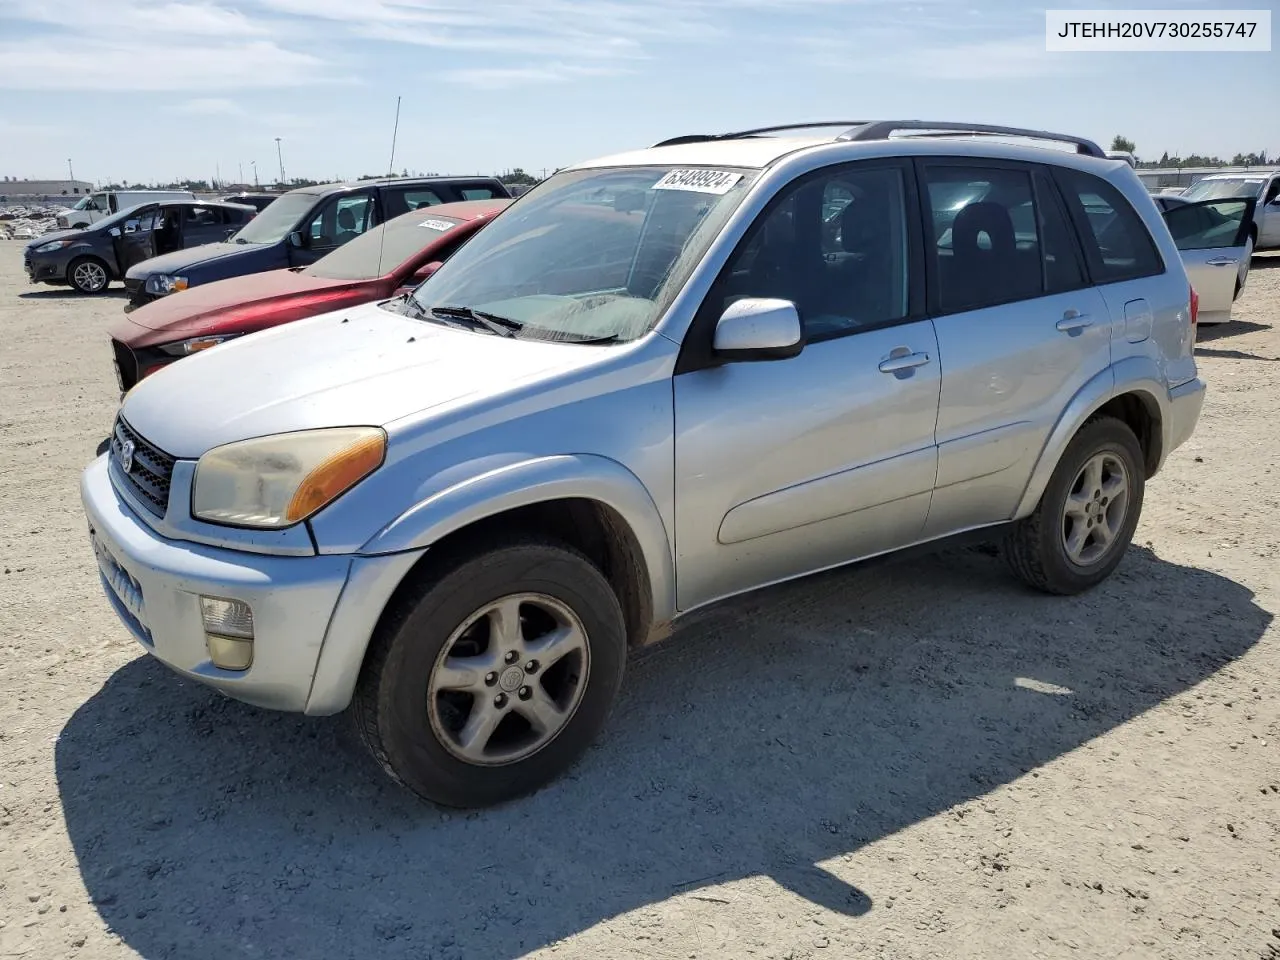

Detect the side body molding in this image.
[359,453,677,625]
[1013,357,1170,520]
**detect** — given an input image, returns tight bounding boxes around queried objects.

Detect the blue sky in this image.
[0,0,1276,186]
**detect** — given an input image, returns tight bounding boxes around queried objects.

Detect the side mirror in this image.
[712,297,803,361]
[414,260,444,282]
[286,230,304,248]
[108,227,121,238]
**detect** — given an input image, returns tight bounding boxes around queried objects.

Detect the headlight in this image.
[157,334,239,357]
[144,274,188,295]
[33,239,74,254]
[191,427,386,528]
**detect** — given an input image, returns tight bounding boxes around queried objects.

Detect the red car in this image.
[107,199,511,392]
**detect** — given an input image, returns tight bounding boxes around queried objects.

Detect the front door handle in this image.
[1056,312,1093,333]
[878,351,931,373]
[1205,256,1239,266]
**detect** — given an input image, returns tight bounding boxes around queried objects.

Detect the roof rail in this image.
[652,122,867,148]
[838,121,1107,158]
[651,120,1107,159]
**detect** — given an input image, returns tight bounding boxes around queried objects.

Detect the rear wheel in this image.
[353,537,627,807]
[68,257,110,294]
[1004,416,1145,595]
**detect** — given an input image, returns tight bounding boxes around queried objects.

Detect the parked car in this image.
[217,193,282,212]
[25,200,257,294]
[84,120,1210,808]
[1181,172,1280,251]
[122,176,512,310]
[56,190,197,229]
[108,199,511,391]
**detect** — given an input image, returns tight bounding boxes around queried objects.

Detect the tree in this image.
[1111,135,1136,154]
[499,167,539,186]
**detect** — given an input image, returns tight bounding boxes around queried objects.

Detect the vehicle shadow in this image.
[56,545,1269,960]
[1194,346,1279,362]
[1196,319,1271,343]
[17,288,127,301]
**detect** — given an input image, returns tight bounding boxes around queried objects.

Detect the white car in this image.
[1181,172,1280,251]
[57,190,196,229]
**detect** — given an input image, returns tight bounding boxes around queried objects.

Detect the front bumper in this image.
[80,455,424,714]
[24,252,65,283]
[1166,376,1206,458]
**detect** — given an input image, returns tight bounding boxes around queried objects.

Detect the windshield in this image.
[1182,178,1265,202]
[229,192,317,244]
[71,197,93,211]
[304,211,462,281]
[409,165,758,342]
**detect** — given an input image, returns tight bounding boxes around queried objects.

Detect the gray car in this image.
[82,121,1209,808]
[23,200,256,294]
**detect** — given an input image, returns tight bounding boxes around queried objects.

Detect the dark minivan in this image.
[123,176,511,309]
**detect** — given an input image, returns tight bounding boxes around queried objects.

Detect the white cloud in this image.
[443,62,626,89]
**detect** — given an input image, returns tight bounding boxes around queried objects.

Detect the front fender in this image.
[1013,357,1169,519]
[359,453,677,625]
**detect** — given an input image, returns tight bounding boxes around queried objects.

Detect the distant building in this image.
[0,178,95,198]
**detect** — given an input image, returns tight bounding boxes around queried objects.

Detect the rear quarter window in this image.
[1053,168,1163,284]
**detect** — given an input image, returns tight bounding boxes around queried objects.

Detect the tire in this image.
[1004,416,1145,595]
[67,256,111,294]
[353,537,626,808]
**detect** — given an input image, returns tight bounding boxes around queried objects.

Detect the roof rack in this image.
[652,120,1106,159]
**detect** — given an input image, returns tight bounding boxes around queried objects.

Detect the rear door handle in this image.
[1205,257,1239,266]
[878,351,931,373]
[1056,313,1093,333]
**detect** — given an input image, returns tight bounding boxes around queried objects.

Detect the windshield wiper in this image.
[430,305,523,338]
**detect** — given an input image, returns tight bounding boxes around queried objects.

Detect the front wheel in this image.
[68,256,110,294]
[1004,416,1145,595]
[353,538,627,807]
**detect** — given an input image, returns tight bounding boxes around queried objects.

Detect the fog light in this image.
[200,596,254,671]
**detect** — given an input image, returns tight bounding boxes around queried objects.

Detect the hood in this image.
[26,229,84,249]
[124,242,260,279]
[120,299,607,458]
[115,268,351,333]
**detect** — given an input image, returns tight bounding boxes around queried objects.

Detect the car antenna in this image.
[380,94,402,281]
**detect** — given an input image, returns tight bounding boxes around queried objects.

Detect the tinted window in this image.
[1054,168,1162,283]
[305,193,374,252]
[381,188,444,219]
[304,212,464,281]
[923,165,1043,313]
[715,165,910,339]
[184,206,221,227]
[1164,199,1252,251]
[461,186,500,200]
[1033,170,1085,293]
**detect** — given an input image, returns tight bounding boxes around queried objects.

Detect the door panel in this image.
[674,321,940,609]
[111,206,160,272]
[1164,197,1255,322]
[925,288,1111,536]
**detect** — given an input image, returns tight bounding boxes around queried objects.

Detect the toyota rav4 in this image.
[82,121,1210,808]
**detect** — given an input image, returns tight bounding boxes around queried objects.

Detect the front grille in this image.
[111,339,139,392]
[111,416,175,517]
[124,277,149,307]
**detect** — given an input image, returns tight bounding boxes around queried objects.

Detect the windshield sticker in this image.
[418,218,455,231]
[652,169,743,195]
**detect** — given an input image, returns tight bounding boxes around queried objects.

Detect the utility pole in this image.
[67,158,74,184]
[274,137,285,186]
[251,160,259,187]
[238,161,243,186]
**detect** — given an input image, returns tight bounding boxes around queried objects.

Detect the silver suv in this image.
[82,121,1207,808]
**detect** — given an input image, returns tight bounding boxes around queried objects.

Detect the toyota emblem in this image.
[120,439,135,474]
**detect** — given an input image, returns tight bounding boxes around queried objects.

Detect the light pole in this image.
[238,161,243,185]
[251,160,258,188]
[274,137,285,186]
[67,158,74,184]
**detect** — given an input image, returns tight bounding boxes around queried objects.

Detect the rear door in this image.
[380,185,445,218]
[920,159,1112,538]
[112,205,161,271]
[179,204,232,247]
[1163,197,1256,323]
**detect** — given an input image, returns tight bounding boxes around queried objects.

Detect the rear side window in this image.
[921,165,1044,314]
[1053,168,1162,284]
[461,186,501,200]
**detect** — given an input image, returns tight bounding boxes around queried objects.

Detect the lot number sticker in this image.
[418,219,455,231]
[652,169,743,195]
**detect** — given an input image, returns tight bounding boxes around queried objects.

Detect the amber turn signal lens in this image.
[285,433,386,522]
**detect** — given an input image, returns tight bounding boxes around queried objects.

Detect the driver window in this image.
[716,165,910,340]
[305,193,374,251]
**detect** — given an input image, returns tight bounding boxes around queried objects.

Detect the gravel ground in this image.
[0,241,1277,960]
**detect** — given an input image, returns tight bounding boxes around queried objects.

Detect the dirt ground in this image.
[0,240,1277,960]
